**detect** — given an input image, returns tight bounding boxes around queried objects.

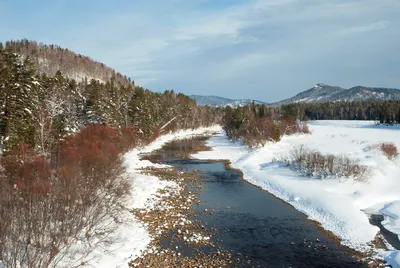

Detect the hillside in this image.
[2,39,133,86]
[275,83,400,105]
[0,40,222,267]
[190,95,269,107]
[0,41,220,152]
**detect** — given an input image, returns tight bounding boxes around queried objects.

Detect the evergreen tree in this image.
[0,48,39,151]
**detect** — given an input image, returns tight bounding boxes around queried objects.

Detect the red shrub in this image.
[151,127,160,142]
[380,142,398,160]
[59,124,122,170]
[2,143,52,195]
[0,124,134,267]
[120,126,138,151]
[2,143,34,179]
[31,179,52,195]
[20,156,51,181]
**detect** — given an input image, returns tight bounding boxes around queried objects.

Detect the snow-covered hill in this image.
[275,83,400,105]
[190,95,269,107]
[191,84,400,107]
[5,40,133,87]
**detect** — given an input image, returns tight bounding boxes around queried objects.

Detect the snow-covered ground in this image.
[54,126,221,268]
[194,121,400,267]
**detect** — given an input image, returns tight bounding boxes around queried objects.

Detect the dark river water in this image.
[143,137,367,268]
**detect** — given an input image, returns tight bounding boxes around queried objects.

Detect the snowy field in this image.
[55,126,221,268]
[194,121,400,267]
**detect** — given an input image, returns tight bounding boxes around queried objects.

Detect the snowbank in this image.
[55,126,221,267]
[380,201,400,239]
[194,121,400,264]
[385,250,400,268]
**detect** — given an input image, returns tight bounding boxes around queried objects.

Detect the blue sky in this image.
[1,0,399,102]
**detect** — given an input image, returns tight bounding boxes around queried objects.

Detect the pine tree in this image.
[0,48,39,151]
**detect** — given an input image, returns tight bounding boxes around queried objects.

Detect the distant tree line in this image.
[222,102,309,147]
[279,101,400,124]
[221,99,400,147]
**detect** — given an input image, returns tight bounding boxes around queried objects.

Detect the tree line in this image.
[221,99,400,147]
[222,102,309,147]
[0,44,220,156]
[280,101,400,124]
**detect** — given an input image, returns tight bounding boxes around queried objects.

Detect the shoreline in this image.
[192,123,400,266]
[129,133,247,267]
[200,157,383,266]
[134,134,382,266]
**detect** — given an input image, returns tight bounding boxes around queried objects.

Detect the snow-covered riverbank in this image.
[194,121,400,267]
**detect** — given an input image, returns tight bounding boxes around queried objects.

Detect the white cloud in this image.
[338,21,390,35]
[1,0,399,101]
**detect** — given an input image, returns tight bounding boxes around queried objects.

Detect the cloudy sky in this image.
[1,0,399,102]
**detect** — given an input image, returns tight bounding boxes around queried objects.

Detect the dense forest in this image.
[0,43,220,154]
[280,101,400,124]
[0,42,221,267]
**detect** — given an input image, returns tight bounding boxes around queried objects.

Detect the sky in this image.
[0,0,399,102]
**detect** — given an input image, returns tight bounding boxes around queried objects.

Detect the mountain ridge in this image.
[192,84,400,107]
[274,83,400,105]
[4,40,399,107]
[189,95,269,107]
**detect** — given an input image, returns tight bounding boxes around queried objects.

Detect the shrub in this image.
[380,142,398,160]
[0,144,58,267]
[223,108,309,148]
[0,124,134,267]
[119,126,138,151]
[276,145,369,180]
[279,117,310,136]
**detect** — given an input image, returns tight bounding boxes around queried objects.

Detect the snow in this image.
[194,120,400,264]
[376,201,400,240]
[295,97,311,103]
[385,250,400,268]
[53,125,221,267]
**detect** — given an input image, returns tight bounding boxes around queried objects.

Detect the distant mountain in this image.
[193,84,400,108]
[274,83,400,105]
[190,95,269,107]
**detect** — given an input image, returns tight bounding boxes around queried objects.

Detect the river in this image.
[142,136,368,267]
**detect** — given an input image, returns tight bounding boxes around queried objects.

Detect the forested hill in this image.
[0,39,223,266]
[2,39,133,86]
[0,41,220,154]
